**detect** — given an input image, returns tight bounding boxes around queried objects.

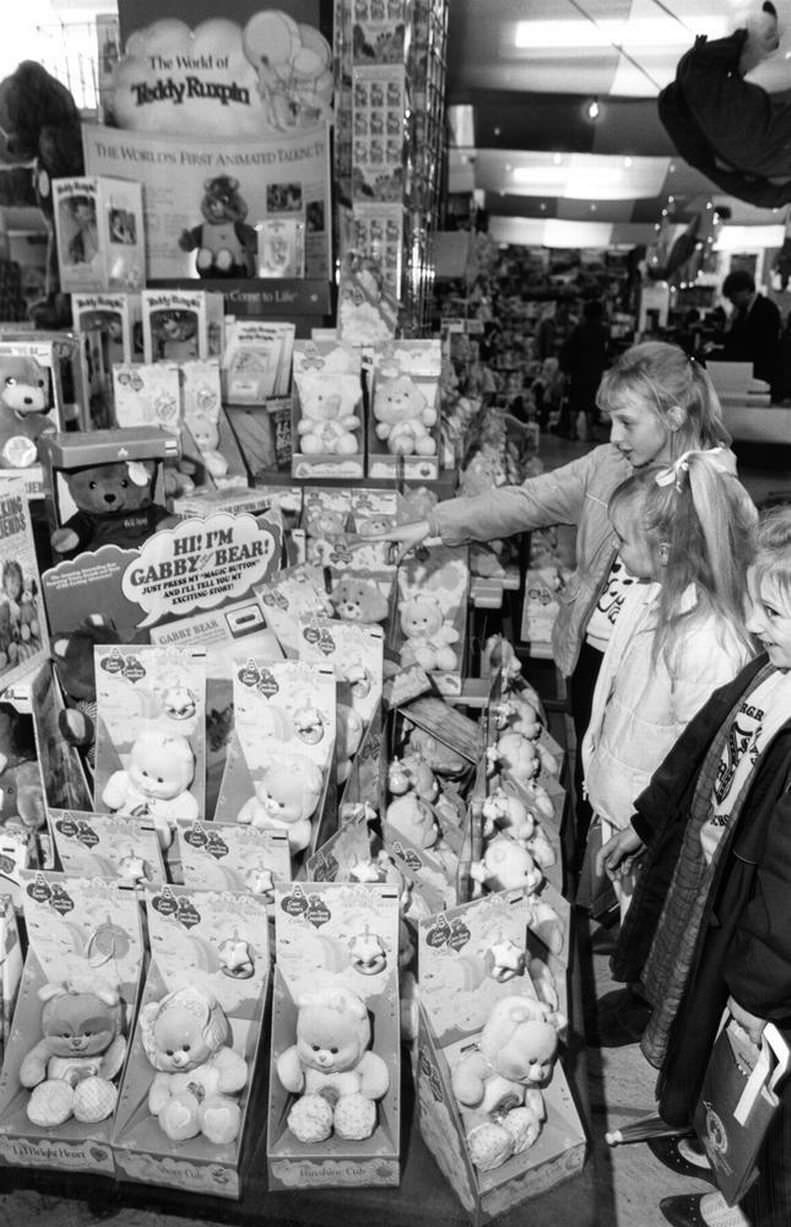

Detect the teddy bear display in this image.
[51,458,172,556]
[296,386,362,456]
[331,577,389,624]
[139,985,249,1144]
[0,354,56,467]
[470,835,543,895]
[385,791,438,849]
[20,978,127,1127]
[387,754,439,804]
[490,731,540,785]
[186,411,229,480]
[101,730,199,848]
[452,994,561,1171]
[399,594,459,672]
[276,987,390,1143]
[236,755,324,855]
[482,789,556,869]
[373,374,437,456]
[178,175,257,279]
[51,614,121,769]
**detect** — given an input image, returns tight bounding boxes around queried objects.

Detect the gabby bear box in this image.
[416,892,585,1225]
[267,880,401,1189]
[53,177,144,295]
[112,885,270,1200]
[0,873,143,1177]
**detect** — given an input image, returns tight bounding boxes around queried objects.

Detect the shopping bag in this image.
[693,1011,790,1206]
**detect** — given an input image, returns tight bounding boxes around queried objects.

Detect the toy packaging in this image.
[180,360,248,490]
[416,892,585,1224]
[30,660,93,818]
[0,477,48,692]
[112,885,270,1199]
[268,880,401,1188]
[93,644,207,846]
[112,363,181,436]
[291,341,364,479]
[223,320,295,404]
[0,898,22,1069]
[141,290,224,365]
[337,249,398,345]
[49,811,166,887]
[70,292,141,368]
[71,326,114,432]
[395,545,469,696]
[0,338,64,477]
[254,563,335,660]
[305,805,377,884]
[369,340,442,480]
[214,658,336,865]
[149,596,284,822]
[256,218,306,278]
[0,873,143,1175]
[176,819,290,909]
[53,176,145,295]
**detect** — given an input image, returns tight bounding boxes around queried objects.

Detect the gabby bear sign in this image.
[109,12,333,137]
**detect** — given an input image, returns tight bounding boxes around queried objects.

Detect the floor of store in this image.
[4,432,788,1227]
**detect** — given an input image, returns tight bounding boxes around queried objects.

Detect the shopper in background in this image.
[599,507,791,1227]
[720,268,782,399]
[557,298,611,440]
[582,454,756,926]
[374,341,736,866]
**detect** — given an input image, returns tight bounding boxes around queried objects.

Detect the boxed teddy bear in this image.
[71,291,141,369]
[0,872,143,1176]
[415,891,585,1224]
[49,811,166,887]
[213,658,337,869]
[179,359,248,490]
[176,818,290,912]
[368,340,442,480]
[267,879,401,1188]
[112,362,181,437]
[254,563,336,660]
[0,475,50,693]
[0,338,64,483]
[291,340,365,479]
[112,884,270,1199]
[394,544,469,696]
[53,176,145,295]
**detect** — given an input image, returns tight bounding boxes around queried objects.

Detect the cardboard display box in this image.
[53,177,144,295]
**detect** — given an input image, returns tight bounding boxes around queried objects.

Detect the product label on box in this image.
[0,1133,114,1173]
[114,1150,238,1197]
[269,1156,399,1188]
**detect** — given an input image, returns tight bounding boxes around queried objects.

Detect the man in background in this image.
[721,268,782,398]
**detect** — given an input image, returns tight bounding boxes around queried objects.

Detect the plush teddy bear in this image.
[101,730,198,848]
[0,355,56,467]
[470,834,543,895]
[178,175,257,279]
[276,987,390,1143]
[20,979,126,1127]
[139,985,248,1144]
[482,789,556,869]
[186,411,229,479]
[399,594,459,672]
[493,695,542,741]
[387,753,439,803]
[51,458,172,556]
[297,385,361,456]
[385,791,438,849]
[237,755,324,854]
[331,577,389,624]
[490,731,540,785]
[373,374,437,456]
[452,994,560,1170]
[52,614,121,769]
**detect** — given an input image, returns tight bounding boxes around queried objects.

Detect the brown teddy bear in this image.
[179,175,257,279]
[331,577,388,624]
[51,458,172,557]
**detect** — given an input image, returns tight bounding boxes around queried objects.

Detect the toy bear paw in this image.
[51,527,80,555]
[199,1093,242,1144]
[466,1120,515,1171]
[158,1091,202,1141]
[287,1092,334,1143]
[333,1092,377,1141]
[197,248,215,271]
[72,1075,118,1123]
[26,1080,75,1127]
[502,1103,543,1154]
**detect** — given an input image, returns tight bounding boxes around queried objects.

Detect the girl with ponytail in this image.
[581,450,758,920]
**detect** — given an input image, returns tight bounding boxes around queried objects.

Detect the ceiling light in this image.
[584,98,601,122]
[514,17,729,51]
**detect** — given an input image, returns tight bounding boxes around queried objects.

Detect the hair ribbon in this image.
[655,446,725,491]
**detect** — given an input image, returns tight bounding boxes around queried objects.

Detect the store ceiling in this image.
[444,0,783,241]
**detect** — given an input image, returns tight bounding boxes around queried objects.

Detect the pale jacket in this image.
[429,444,631,676]
[581,581,754,831]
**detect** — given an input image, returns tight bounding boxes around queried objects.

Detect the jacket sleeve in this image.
[428,447,605,546]
[724,785,791,1023]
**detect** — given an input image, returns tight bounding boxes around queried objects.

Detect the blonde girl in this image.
[583,450,757,918]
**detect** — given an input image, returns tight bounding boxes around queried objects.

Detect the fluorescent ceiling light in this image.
[514,17,730,51]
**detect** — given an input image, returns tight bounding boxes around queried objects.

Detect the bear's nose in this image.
[23,396,33,405]
[104,493,117,505]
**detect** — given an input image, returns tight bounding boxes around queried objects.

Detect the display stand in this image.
[2,923,593,1227]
